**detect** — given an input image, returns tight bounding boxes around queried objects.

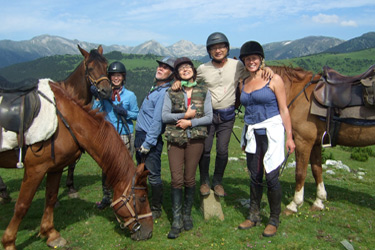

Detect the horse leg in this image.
[66,163,79,198]
[310,145,327,211]
[40,171,67,248]
[0,175,11,204]
[284,140,312,215]
[1,170,45,250]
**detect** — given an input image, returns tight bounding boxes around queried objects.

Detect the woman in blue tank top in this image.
[237,41,295,237]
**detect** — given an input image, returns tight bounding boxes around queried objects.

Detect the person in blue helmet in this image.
[134,57,176,220]
[91,61,139,209]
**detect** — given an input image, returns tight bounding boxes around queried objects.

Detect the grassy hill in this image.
[1,48,375,105]
[268,48,375,75]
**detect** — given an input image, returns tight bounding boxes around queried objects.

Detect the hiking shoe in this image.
[262,224,277,237]
[200,184,210,196]
[238,219,260,230]
[213,185,225,197]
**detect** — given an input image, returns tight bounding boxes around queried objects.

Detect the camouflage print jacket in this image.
[162,84,213,146]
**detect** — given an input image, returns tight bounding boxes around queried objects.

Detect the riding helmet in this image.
[156,57,176,71]
[108,61,126,74]
[174,57,197,81]
[239,41,264,62]
[206,32,230,54]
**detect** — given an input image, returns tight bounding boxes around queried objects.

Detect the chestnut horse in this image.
[0,82,153,250]
[60,45,112,196]
[0,45,112,201]
[269,65,375,215]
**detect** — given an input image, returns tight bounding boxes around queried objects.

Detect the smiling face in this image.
[110,73,124,87]
[155,63,173,81]
[177,63,194,81]
[209,42,228,61]
[243,54,262,73]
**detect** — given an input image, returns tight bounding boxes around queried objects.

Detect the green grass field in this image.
[0,119,374,250]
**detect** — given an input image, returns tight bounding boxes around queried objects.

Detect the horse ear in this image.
[97,45,103,55]
[77,44,89,58]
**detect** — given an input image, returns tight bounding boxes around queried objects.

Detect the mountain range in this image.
[0,32,374,68]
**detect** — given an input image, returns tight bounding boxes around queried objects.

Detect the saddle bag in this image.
[361,76,375,107]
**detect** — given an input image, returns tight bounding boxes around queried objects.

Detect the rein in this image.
[287,74,320,108]
[110,171,152,233]
[37,90,84,154]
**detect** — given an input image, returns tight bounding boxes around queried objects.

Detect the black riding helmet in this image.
[239,41,264,63]
[174,57,197,81]
[108,61,126,85]
[206,32,230,56]
[156,57,175,71]
[155,56,176,82]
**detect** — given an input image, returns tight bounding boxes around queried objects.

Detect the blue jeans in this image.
[135,130,164,186]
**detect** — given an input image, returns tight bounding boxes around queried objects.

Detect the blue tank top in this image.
[240,80,280,134]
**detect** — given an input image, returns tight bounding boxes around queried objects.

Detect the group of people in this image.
[90,32,295,239]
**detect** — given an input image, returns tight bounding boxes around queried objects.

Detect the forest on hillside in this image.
[1,48,375,105]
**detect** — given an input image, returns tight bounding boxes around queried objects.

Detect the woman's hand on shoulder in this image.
[171,80,181,91]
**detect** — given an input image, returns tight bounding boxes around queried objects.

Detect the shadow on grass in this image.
[0,173,138,249]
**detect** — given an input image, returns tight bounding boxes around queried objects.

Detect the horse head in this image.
[111,163,153,241]
[78,45,112,100]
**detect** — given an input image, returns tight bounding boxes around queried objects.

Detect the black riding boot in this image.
[249,184,263,223]
[267,188,282,227]
[0,176,11,204]
[199,155,211,195]
[183,186,195,231]
[66,163,77,194]
[150,184,163,219]
[168,188,183,239]
[97,173,111,210]
[262,188,282,237]
[212,156,228,196]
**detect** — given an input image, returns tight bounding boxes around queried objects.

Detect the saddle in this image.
[312,64,375,147]
[0,77,41,167]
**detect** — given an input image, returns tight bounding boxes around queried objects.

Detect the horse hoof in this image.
[283,208,296,216]
[68,191,80,199]
[310,205,324,211]
[47,237,67,248]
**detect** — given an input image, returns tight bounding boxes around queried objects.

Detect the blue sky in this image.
[1,0,374,48]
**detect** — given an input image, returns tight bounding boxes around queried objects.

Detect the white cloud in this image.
[340,20,358,27]
[312,14,339,24]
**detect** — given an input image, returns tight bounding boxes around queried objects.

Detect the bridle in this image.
[84,61,110,88]
[110,172,152,234]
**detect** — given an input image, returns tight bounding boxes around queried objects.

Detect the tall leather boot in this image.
[263,188,282,237]
[96,173,112,210]
[183,186,195,231]
[212,155,228,197]
[199,155,211,196]
[238,184,263,229]
[167,188,183,239]
[0,176,11,204]
[150,184,163,219]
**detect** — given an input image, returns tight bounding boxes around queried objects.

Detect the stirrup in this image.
[321,131,332,148]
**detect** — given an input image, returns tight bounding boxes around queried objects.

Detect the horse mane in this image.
[90,107,135,187]
[87,48,107,64]
[269,65,315,83]
[51,83,134,187]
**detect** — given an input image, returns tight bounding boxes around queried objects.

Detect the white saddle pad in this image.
[0,79,58,152]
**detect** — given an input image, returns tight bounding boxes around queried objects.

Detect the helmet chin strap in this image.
[155,72,174,83]
[211,55,228,64]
